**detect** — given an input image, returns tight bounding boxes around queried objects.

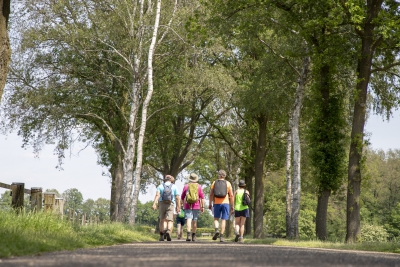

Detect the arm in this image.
[175,195,181,213]
[152,191,160,210]
[228,186,234,212]
[208,184,214,210]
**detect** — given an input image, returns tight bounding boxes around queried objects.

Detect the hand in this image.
[208,204,212,210]
[200,207,205,214]
[152,203,157,211]
[176,208,180,214]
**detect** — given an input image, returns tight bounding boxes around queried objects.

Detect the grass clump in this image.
[0,210,156,258]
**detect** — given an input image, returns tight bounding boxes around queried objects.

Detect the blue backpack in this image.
[162,183,173,203]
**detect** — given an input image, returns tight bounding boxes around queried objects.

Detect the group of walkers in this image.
[152,169,250,243]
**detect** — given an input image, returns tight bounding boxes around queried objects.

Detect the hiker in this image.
[176,205,186,240]
[152,175,180,241]
[181,173,205,242]
[234,180,250,243]
[208,169,234,242]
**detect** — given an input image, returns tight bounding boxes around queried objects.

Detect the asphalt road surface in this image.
[1,241,400,267]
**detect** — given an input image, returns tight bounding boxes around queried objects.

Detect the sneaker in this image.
[192,233,196,242]
[186,232,191,242]
[238,237,244,243]
[177,234,181,240]
[212,232,220,240]
[159,234,164,241]
[164,233,167,240]
[235,234,240,242]
[220,234,225,242]
[165,232,172,241]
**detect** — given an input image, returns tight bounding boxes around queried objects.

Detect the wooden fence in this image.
[0,182,63,214]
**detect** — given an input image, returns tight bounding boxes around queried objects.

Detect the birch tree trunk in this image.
[289,55,309,238]
[128,0,161,224]
[117,0,146,222]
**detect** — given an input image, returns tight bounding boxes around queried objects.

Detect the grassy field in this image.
[1,209,399,258]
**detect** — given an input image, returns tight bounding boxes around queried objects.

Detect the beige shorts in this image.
[158,202,175,221]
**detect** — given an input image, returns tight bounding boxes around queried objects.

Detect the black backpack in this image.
[242,190,251,206]
[162,183,173,203]
[214,180,227,198]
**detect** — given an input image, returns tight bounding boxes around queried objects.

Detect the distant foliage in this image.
[384,203,400,239]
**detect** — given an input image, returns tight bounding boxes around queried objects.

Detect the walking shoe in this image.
[220,234,225,242]
[159,234,164,241]
[165,231,172,241]
[235,234,240,242]
[177,234,181,240]
[186,232,191,242]
[212,231,220,240]
[192,233,196,242]
[238,237,244,243]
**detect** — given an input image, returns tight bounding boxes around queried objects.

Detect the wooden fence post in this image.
[82,213,86,226]
[43,192,56,211]
[30,187,42,212]
[11,182,24,212]
[54,197,64,219]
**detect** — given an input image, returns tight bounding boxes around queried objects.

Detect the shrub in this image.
[361,224,389,242]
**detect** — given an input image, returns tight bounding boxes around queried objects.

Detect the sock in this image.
[215,228,219,232]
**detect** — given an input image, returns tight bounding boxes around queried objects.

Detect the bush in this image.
[195,228,214,236]
[361,224,389,242]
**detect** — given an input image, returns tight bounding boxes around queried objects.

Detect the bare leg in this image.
[192,220,198,233]
[235,217,241,235]
[186,218,193,232]
[213,218,219,231]
[240,217,246,236]
[220,220,226,234]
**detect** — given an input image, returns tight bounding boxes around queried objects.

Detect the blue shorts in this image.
[213,204,230,220]
[176,216,186,226]
[234,209,249,218]
[184,209,200,221]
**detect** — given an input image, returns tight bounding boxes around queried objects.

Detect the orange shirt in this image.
[211,180,233,204]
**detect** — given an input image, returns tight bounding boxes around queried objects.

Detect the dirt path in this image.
[1,241,400,267]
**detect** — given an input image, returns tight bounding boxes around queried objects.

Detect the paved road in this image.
[1,241,400,267]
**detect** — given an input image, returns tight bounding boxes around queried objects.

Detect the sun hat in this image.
[188,173,199,183]
[239,180,246,187]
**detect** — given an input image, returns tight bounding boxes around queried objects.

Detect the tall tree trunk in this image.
[314,64,331,240]
[288,54,309,239]
[118,0,146,222]
[253,115,267,238]
[285,125,292,238]
[346,33,375,243]
[244,140,256,235]
[129,0,161,224]
[110,142,124,221]
[316,189,330,240]
[0,0,11,102]
[346,0,382,243]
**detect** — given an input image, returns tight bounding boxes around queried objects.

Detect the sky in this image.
[0,110,399,203]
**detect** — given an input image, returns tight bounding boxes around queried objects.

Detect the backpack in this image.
[186,183,199,207]
[213,180,227,198]
[242,190,251,206]
[161,183,173,203]
[178,208,185,218]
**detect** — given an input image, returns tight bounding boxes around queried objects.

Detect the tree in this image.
[62,188,83,214]
[0,0,11,102]
[343,0,400,243]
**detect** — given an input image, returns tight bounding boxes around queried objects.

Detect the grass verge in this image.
[243,236,400,254]
[0,210,156,258]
